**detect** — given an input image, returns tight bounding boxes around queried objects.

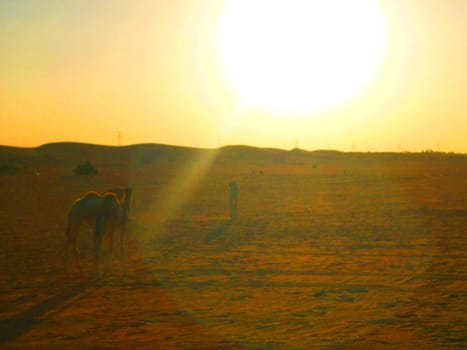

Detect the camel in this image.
[93,192,130,278]
[107,187,133,216]
[65,187,132,276]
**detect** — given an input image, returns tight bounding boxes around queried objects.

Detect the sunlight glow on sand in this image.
[151,149,220,223]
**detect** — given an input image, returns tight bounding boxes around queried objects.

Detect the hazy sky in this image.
[1,0,465,152]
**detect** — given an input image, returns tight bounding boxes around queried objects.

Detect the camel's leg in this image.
[65,238,83,276]
[73,246,83,277]
[104,229,114,276]
[66,224,83,277]
[119,226,127,275]
[94,226,104,279]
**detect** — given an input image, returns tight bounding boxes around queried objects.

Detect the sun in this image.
[217,0,388,117]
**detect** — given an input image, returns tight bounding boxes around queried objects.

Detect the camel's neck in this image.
[122,189,132,217]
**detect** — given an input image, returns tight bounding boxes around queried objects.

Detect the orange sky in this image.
[0,0,465,152]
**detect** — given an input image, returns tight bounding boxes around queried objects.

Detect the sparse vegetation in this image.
[73,160,98,176]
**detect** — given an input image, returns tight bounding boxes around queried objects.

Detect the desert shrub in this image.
[0,163,26,175]
[74,160,98,176]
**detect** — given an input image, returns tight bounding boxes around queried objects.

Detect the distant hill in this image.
[0,142,202,166]
[0,142,464,170]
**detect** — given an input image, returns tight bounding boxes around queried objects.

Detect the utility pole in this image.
[117,131,122,146]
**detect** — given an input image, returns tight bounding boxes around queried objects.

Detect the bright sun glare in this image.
[217,0,388,117]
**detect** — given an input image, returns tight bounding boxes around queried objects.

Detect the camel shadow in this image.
[205,219,232,242]
[0,282,97,345]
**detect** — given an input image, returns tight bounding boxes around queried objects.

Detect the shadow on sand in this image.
[0,282,97,345]
[205,219,233,242]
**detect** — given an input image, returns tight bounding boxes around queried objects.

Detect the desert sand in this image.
[0,143,465,349]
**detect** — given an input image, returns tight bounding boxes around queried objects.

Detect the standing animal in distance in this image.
[65,187,133,276]
[229,181,238,220]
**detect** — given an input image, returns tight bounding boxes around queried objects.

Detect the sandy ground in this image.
[0,146,466,349]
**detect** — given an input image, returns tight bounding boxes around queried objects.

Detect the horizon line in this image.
[0,141,465,155]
